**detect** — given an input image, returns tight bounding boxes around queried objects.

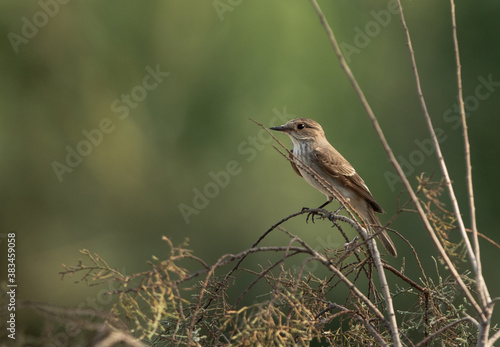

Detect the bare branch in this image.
[382,263,426,293]
[395,0,486,310]
[394,0,485,321]
[449,0,490,309]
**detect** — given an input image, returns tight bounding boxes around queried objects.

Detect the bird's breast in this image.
[293,143,330,194]
[292,143,358,203]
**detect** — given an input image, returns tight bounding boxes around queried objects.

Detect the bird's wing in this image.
[313,145,384,213]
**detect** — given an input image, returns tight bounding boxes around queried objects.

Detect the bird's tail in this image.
[367,208,398,257]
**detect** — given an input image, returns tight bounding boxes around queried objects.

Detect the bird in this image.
[270,118,397,257]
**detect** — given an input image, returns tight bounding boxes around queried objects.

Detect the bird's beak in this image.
[270,124,289,132]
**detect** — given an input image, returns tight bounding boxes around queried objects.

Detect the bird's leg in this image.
[317,200,331,209]
[305,199,332,223]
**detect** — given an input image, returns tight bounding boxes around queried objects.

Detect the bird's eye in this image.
[297,123,305,130]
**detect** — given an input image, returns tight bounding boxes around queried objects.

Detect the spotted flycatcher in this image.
[271,118,397,257]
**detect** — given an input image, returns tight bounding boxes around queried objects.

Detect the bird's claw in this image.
[302,207,321,223]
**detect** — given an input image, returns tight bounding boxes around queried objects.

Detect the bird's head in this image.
[270,118,325,144]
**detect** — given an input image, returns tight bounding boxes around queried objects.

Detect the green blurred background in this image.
[1,0,499,339]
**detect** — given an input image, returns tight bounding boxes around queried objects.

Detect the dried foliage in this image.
[12,176,497,346]
[416,174,467,263]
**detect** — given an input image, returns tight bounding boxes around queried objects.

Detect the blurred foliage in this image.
[0,0,499,343]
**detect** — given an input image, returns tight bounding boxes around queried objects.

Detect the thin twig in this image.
[471,230,500,250]
[449,0,490,310]
[201,209,306,311]
[488,326,500,346]
[393,0,484,321]
[414,317,476,347]
[382,263,426,293]
[187,245,310,340]
[294,236,390,328]
[233,245,301,306]
[315,299,388,347]
[176,246,309,287]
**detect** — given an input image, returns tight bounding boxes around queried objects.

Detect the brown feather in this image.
[313,146,384,213]
[367,207,397,257]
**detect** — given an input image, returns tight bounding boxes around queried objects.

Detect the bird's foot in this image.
[302,207,322,223]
